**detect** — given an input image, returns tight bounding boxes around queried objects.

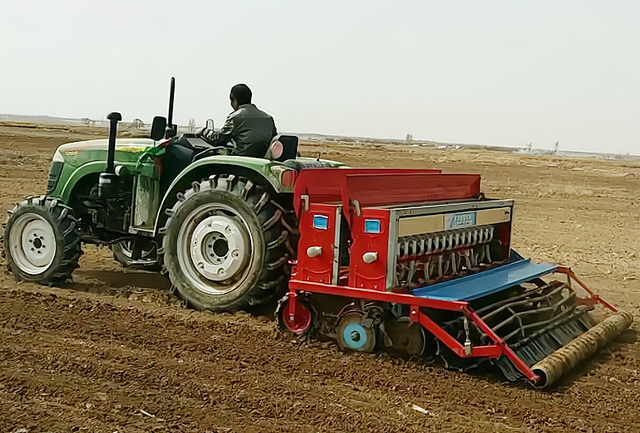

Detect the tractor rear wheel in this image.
[1,196,82,286]
[161,174,292,312]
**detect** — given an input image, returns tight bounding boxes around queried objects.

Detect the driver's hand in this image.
[196,127,208,137]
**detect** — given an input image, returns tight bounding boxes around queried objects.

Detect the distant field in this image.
[1,121,639,433]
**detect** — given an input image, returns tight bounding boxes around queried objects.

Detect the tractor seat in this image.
[264,134,299,162]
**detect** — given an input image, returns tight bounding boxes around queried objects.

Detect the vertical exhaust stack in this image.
[164,77,177,138]
[98,111,122,199]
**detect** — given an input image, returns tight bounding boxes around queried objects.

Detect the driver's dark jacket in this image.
[199,103,277,157]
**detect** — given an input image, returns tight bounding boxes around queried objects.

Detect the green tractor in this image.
[1,78,343,311]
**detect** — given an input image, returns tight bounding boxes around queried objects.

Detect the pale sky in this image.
[1,0,639,154]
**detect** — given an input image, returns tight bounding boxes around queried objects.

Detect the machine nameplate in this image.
[445,211,477,229]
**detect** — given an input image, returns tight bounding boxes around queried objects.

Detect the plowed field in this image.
[1,123,639,433]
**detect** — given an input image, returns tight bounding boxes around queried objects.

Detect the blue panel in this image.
[313,215,328,230]
[364,219,381,234]
[412,259,558,302]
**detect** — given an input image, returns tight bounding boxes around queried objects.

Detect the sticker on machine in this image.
[445,211,477,229]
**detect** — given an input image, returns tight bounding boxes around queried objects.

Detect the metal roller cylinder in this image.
[531,310,633,388]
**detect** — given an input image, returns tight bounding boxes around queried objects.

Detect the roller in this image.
[531,310,633,388]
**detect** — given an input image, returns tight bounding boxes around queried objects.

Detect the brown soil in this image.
[1,123,639,433]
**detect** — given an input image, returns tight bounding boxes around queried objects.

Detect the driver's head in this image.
[230,84,252,110]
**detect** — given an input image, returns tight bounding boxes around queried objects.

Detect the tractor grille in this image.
[46,161,64,194]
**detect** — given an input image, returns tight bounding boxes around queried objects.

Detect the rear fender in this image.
[152,156,287,236]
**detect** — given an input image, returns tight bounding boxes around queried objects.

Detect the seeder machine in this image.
[276,168,632,388]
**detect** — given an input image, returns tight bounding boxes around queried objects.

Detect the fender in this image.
[152,155,290,236]
[151,155,345,235]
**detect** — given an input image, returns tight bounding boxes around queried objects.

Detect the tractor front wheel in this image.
[1,196,82,286]
[161,175,291,312]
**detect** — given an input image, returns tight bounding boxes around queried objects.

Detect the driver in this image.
[197,83,278,158]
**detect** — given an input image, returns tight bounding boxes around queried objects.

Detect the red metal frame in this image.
[287,267,618,384]
[293,168,441,213]
[294,169,481,225]
[295,203,341,284]
[348,208,391,290]
[557,266,617,312]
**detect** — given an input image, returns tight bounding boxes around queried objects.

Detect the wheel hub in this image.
[277,296,314,335]
[337,312,377,352]
[189,215,249,282]
[8,214,57,275]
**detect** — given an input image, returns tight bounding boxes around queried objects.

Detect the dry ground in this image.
[0,123,639,433]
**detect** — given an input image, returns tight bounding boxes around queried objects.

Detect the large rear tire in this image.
[160,174,292,312]
[1,196,82,286]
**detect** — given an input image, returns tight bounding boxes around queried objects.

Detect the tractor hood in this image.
[54,138,157,167]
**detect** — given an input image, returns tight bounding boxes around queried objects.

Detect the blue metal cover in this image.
[412,259,558,302]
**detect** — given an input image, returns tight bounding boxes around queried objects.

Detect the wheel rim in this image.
[176,203,253,295]
[280,298,313,334]
[8,214,57,275]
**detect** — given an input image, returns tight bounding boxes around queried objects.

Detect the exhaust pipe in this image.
[98,111,122,199]
[164,77,177,138]
[531,310,633,388]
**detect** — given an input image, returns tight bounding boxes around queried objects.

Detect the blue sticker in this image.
[313,215,329,230]
[364,219,381,234]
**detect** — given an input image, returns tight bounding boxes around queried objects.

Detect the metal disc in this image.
[277,296,314,335]
[385,318,427,357]
[336,312,376,352]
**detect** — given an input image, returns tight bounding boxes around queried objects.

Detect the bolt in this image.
[350,331,361,342]
[197,262,204,269]
[217,268,225,275]
[231,249,239,258]
[225,225,232,234]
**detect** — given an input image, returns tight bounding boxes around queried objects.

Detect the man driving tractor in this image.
[197,83,278,158]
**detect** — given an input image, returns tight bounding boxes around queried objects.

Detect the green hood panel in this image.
[58,138,157,168]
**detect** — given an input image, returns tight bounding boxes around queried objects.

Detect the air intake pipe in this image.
[98,111,122,199]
